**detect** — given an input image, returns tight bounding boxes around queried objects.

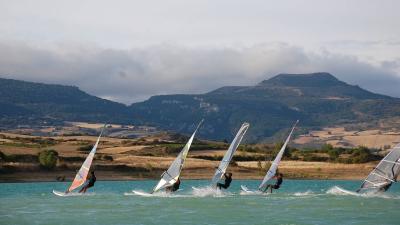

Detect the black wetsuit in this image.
[87,174,96,187]
[272,176,283,189]
[217,174,232,189]
[379,182,392,192]
[171,179,181,192]
[79,174,96,193]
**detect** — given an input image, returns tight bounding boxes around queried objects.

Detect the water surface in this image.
[0,180,399,225]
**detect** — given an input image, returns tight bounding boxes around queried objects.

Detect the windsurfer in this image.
[79,171,97,193]
[263,173,283,193]
[379,180,393,192]
[217,172,232,189]
[166,178,181,192]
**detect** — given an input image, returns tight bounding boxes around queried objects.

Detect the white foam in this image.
[191,186,231,197]
[293,190,314,196]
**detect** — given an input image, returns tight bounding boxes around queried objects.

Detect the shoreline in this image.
[0,168,367,183]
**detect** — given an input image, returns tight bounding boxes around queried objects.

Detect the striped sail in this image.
[152,120,204,193]
[358,143,400,192]
[211,122,250,187]
[67,124,106,192]
[258,120,298,190]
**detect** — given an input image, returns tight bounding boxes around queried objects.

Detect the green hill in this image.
[1,73,399,142]
[129,73,400,141]
[0,78,131,126]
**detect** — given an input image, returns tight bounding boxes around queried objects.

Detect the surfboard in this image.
[240,185,265,195]
[191,186,201,191]
[52,190,86,197]
[132,190,154,197]
[240,185,250,192]
[53,190,68,196]
[333,186,361,196]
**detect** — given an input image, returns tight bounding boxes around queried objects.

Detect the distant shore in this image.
[0,161,373,182]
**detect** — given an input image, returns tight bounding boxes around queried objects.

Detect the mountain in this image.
[0,78,131,126]
[129,73,400,141]
[1,73,400,142]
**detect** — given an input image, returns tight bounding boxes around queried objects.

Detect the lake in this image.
[0,180,399,225]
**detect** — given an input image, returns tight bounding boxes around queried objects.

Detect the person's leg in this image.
[84,184,94,193]
[216,183,222,189]
[269,185,275,193]
[79,185,87,193]
[263,185,270,193]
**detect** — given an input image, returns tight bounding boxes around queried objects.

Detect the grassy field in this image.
[1,126,390,182]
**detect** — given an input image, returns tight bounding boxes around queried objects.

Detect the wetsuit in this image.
[217,174,232,189]
[263,176,283,193]
[379,182,392,192]
[272,176,283,189]
[87,174,96,187]
[79,174,96,193]
[166,179,181,193]
[171,179,181,192]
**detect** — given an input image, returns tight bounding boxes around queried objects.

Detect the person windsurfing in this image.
[217,172,232,189]
[378,178,394,192]
[79,171,97,193]
[263,173,283,193]
[166,178,181,193]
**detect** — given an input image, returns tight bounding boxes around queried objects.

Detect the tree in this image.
[351,146,373,163]
[38,149,58,169]
[328,149,340,160]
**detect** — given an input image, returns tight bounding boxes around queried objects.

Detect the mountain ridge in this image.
[1,73,399,141]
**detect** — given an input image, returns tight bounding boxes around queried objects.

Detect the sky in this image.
[0,0,399,104]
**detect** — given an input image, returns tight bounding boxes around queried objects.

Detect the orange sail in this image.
[67,124,106,192]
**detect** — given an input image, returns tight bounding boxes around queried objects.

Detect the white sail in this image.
[152,119,204,193]
[357,143,400,192]
[67,124,106,192]
[211,122,250,187]
[258,120,298,190]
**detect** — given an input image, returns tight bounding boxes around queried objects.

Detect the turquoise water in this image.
[0,180,399,225]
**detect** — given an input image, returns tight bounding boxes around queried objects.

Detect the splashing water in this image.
[1,180,400,225]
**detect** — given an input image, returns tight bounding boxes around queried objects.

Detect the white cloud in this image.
[0,41,399,104]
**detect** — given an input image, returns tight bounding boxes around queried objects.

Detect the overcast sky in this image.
[0,0,399,104]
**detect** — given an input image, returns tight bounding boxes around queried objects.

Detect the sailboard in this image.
[210,122,250,187]
[132,120,203,196]
[354,142,400,193]
[53,124,106,196]
[240,185,263,195]
[131,190,155,197]
[151,119,204,193]
[331,186,361,196]
[258,120,298,192]
[240,121,298,193]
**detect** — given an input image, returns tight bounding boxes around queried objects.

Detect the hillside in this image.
[0,78,131,126]
[1,73,400,142]
[129,73,400,141]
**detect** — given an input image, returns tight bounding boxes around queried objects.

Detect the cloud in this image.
[0,41,399,104]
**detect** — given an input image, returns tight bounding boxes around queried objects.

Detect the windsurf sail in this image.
[357,143,400,192]
[211,122,250,187]
[67,124,106,192]
[152,119,204,193]
[258,120,299,191]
